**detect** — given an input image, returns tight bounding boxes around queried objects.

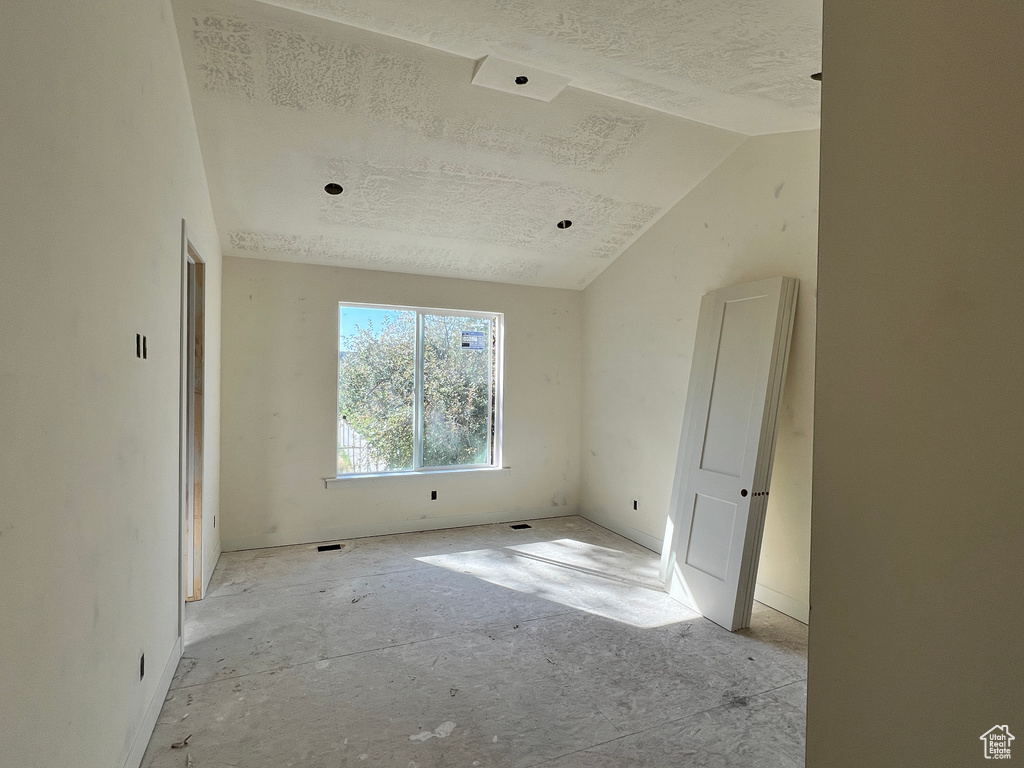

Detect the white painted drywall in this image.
[579,131,819,622]
[808,1,1024,765]
[0,1,222,765]
[219,257,581,551]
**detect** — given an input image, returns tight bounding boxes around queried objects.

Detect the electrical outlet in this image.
[633,499,638,511]
[140,653,145,680]
[430,490,437,501]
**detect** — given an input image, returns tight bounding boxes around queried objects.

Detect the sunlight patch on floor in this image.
[417,538,700,628]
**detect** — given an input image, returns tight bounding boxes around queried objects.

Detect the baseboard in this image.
[753,583,809,624]
[222,506,578,552]
[579,508,663,554]
[122,635,182,768]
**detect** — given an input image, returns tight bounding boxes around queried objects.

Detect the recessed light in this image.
[514,75,529,85]
[810,72,822,81]
[557,219,572,229]
[324,183,344,195]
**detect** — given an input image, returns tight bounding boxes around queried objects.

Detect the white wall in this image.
[0,1,222,766]
[808,1,1024,765]
[219,257,582,550]
[579,130,819,622]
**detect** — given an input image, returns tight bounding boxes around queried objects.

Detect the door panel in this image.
[684,494,737,580]
[661,277,798,630]
[700,298,767,476]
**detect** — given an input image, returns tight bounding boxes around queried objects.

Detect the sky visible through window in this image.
[339,306,406,352]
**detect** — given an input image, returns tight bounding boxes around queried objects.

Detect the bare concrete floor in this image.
[142,516,807,767]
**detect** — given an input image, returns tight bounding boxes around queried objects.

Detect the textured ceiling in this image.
[262,0,823,136]
[174,0,818,288]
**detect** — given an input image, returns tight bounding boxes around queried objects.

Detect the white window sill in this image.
[325,466,510,488]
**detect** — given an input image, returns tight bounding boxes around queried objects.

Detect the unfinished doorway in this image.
[180,222,206,616]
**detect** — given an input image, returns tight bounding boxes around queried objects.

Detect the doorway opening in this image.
[179,222,206,626]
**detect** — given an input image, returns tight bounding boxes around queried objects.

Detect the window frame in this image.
[335,301,504,478]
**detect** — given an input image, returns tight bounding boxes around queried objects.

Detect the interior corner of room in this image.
[4,0,1021,766]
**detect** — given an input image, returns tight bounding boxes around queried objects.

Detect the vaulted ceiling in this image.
[174,0,821,288]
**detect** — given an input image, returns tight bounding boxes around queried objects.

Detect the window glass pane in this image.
[338,307,415,473]
[422,314,492,467]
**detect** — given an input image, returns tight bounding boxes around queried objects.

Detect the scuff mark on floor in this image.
[410,721,457,742]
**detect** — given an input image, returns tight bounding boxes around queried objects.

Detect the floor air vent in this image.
[509,523,532,530]
[317,543,342,552]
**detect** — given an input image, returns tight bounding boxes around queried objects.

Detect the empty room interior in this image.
[2,1,1021,767]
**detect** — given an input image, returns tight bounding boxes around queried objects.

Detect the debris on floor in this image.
[143,518,808,767]
[170,734,192,749]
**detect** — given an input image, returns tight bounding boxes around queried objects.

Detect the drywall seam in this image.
[753,583,809,624]
[121,637,183,768]
[579,508,663,554]
[222,506,577,551]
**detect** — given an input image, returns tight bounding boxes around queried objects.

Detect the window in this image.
[337,303,503,476]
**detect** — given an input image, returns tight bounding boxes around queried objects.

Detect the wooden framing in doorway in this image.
[179,221,206,621]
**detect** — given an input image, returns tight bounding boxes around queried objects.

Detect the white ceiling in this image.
[262,0,823,135]
[174,0,821,289]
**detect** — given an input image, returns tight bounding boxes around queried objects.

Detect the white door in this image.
[660,277,798,631]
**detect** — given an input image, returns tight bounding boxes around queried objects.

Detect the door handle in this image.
[741,489,748,497]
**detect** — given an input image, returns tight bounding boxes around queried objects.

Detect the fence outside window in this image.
[337,416,387,474]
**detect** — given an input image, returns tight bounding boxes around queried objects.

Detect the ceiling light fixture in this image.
[810,72,822,81]
[557,219,572,229]
[514,75,529,85]
[324,183,344,195]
